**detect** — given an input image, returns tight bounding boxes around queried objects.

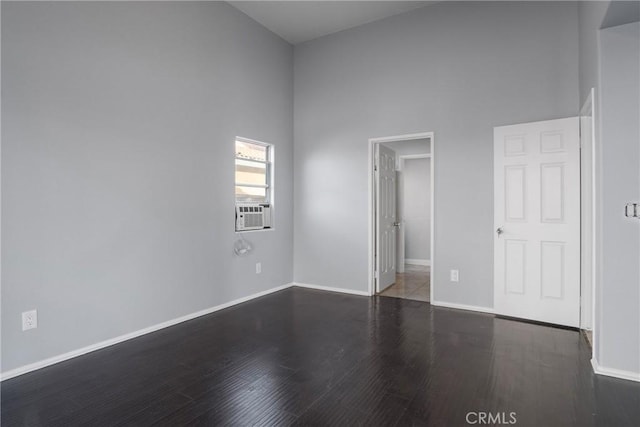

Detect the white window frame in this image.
[235,136,273,205]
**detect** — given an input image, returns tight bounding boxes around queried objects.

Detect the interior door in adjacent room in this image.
[376,144,397,291]
[494,117,580,327]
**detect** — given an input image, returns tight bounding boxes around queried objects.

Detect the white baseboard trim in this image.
[405,259,431,266]
[591,357,640,382]
[0,283,293,382]
[431,299,495,315]
[292,282,370,297]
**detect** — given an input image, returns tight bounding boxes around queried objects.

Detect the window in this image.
[235,138,272,204]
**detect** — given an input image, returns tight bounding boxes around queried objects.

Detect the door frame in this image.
[368,131,435,298]
[580,88,597,352]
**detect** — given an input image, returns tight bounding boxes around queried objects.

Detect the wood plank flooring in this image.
[2,287,639,426]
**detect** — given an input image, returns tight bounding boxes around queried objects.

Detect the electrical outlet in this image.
[256,262,262,274]
[22,310,38,331]
[450,270,459,282]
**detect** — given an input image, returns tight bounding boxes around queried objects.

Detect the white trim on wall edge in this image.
[405,259,431,266]
[292,282,369,296]
[431,300,495,315]
[591,358,640,383]
[0,283,293,381]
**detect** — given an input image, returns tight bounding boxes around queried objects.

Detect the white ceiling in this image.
[228,1,435,45]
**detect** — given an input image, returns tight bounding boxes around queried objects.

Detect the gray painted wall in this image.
[403,158,430,261]
[578,1,640,105]
[601,1,640,29]
[1,2,293,373]
[596,21,640,375]
[382,138,430,170]
[382,138,431,157]
[293,1,579,305]
[8,0,633,382]
[578,1,640,376]
[578,1,609,106]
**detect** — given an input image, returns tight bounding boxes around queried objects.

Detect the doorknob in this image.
[496,227,504,236]
[393,222,401,227]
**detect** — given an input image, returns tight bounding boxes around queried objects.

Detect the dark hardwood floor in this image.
[2,287,639,426]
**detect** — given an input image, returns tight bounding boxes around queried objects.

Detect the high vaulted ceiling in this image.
[228,1,436,45]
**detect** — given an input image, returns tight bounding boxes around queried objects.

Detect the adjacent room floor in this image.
[2,288,639,426]
[379,264,430,302]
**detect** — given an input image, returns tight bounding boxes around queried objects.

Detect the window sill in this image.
[235,228,275,234]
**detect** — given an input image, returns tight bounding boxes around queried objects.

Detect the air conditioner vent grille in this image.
[244,213,263,228]
[236,204,271,231]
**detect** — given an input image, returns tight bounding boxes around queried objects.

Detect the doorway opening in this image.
[368,132,434,302]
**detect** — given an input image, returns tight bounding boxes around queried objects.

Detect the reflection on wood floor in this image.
[379,264,430,302]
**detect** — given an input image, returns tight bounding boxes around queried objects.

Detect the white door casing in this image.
[580,89,595,331]
[494,117,580,327]
[376,144,397,291]
[368,131,434,297]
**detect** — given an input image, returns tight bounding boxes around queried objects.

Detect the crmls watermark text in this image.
[465,412,517,425]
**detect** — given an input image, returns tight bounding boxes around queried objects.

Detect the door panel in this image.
[505,166,527,221]
[540,163,565,222]
[504,240,526,294]
[494,117,580,327]
[376,144,397,291]
[540,241,564,299]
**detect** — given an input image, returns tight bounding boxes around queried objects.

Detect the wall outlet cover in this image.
[450,270,459,282]
[22,310,38,331]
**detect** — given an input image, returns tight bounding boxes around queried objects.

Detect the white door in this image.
[376,144,397,291]
[396,170,405,273]
[494,117,580,327]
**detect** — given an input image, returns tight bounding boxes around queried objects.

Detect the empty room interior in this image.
[2,1,640,426]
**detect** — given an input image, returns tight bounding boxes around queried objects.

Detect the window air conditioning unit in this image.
[236,204,272,231]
